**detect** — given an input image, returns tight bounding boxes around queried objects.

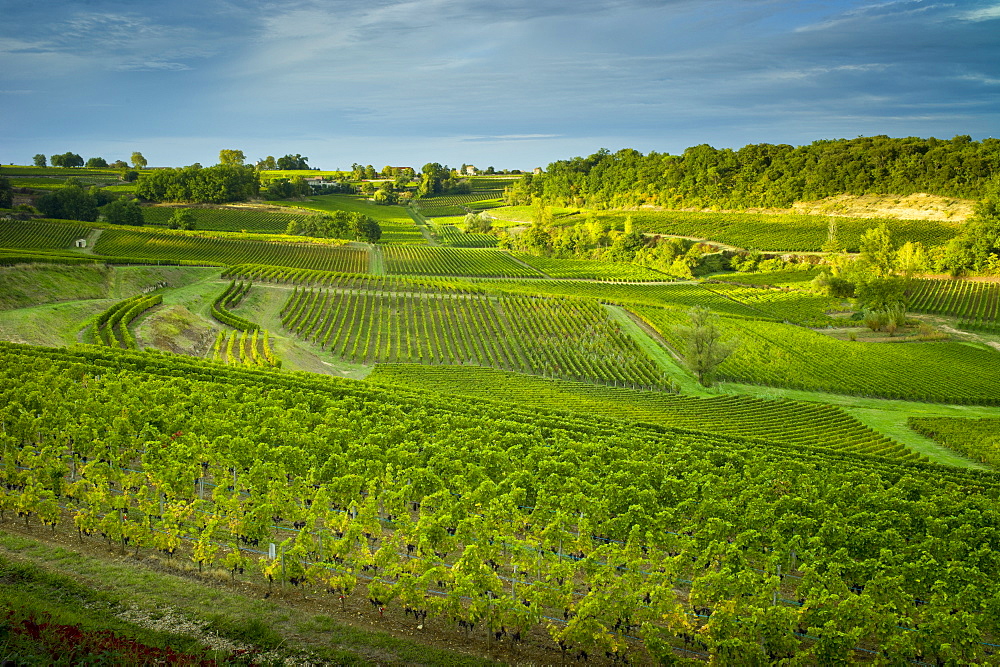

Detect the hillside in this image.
[1,155,1000,662]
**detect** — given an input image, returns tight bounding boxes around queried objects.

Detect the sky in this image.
[2,0,999,171]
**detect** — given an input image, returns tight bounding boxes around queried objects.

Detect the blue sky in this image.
[2,0,998,170]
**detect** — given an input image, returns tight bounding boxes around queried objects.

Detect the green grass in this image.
[0,299,111,346]
[0,531,495,665]
[0,263,111,310]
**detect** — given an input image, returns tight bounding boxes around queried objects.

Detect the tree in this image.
[276,154,309,170]
[858,224,895,279]
[131,152,148,169]
[110,160,128,169]
[675,306,736,386]
[0,176,12,208]
[821,218,841,254]
[51,152,83,168]
[101,197,144,226]
[219,149,245,166]
[86,157,108,168]
[167,208,196,230]
[36,184,98,221]
[33,154,46,167]
[257,156,277,170]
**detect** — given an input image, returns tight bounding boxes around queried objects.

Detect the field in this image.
[383,245,543,277]
[142,206,308,233]
[909,416,1000,466]
[0,218,91,250]
[636,306,1000,404]
[281,286,672,388]
[429,223,498,248]
[601,210,961,251]
[4,343,1000,664]
[511,252,672,281]
[94,229,370,272]
[368,364,920,460]
[487,206,961,251]
[908,278,1000,332]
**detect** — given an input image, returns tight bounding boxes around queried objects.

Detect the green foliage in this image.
[50,152,84,168]
[36,184,99,222]
[673,306,737,386]
[142,206,296,233]
[384,246,541,278]
[908,278,1000,327]
[855,276,906,311]
[218,149,245,166]
[431,223,497,248]
[85,157,108,169]
[276,154,309,170]
[511,253,669,281]
[92,293,162,348]
[135,164,259,204]
[265,176,311,200]
[0,175,11,209]
[33,154,47,167]
[286,211,381,243]
[284,286,670,388]
[909,416,1000,467]
[3,342,1000,663]
[166,208,195,230]
[934,185,1000,275]
[130,152,147,169]
[517,136,1000,210]
[639,306,1000,404]
[94,229,369,272]
[368,364,917,459]
[101,198,145,226]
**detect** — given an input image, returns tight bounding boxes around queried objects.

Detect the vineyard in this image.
[511,253,673,282]
[367,364,921,460]
[636,306,1000,404]
[414,193,505,218]
[141,206,307,234]
[908,278,1000,332]
[382,246,542,278]
[0,219,90,250]
[280,286,672,389]
[93,229,370,272]
[593,210,961,251]
[909,416,1000,467]
[3,343,1000,663]
[430,223,498,248]
[90,293,163,349]
[210,328,279,367]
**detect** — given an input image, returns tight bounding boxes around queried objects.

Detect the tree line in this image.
[507,135,1000,210]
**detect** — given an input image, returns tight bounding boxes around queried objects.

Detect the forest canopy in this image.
[508,135,1000,210]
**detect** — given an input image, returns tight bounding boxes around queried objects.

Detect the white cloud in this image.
[958,3,1000,20]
